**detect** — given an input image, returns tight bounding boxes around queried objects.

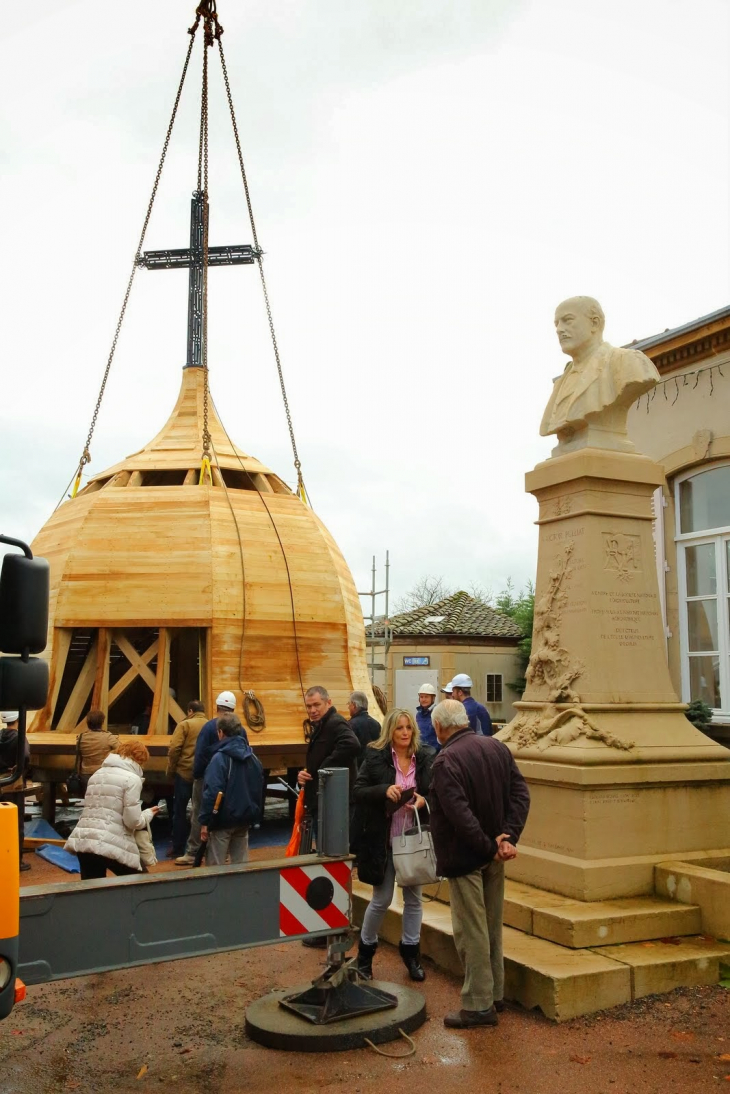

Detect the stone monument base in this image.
[498,446,730,902]
[506,756,730,901]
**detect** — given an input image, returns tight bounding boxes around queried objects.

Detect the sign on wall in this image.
[403,656,430,667]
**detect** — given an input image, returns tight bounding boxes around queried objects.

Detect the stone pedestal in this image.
[498,448,730,901]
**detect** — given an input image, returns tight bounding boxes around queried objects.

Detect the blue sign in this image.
[403,656,430,667]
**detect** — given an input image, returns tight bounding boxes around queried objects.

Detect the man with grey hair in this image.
[347,691,381,755]
[429,699,530,1029]
[541,295,658,454]
[297,686,360,815]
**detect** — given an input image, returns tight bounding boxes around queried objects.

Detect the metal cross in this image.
[136,190,260,369]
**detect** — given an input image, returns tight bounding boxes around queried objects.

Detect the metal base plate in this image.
[245,980,427,1052]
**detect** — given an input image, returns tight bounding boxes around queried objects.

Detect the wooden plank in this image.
[91,627,111,711]
[30,628,72,732]
[114,633,187,725]
[107,636,159,708]
[149,627,172,734]
[250,473,273,493]
[128,470,143,487]
[56,636,98,732]
[183,468,197,485]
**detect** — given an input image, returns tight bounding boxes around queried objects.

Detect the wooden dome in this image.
[30,367,375,752]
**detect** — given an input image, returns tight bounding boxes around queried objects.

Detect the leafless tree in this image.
[393,575,454,614]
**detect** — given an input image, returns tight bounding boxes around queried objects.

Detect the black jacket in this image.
[349,710,381,755]
[430,728,530,878]
[304,706,360,812]
[199,733,264,829]
[351,744,435,886]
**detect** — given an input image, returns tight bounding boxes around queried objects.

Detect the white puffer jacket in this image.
[65,753,154,870]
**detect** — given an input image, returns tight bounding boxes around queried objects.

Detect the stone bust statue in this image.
[540,296,659,455]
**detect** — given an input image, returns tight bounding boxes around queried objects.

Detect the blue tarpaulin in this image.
[35,844,80,873]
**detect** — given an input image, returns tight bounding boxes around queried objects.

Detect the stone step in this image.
[351,881,729,1022]
[426,877,702,947]
[592,936,730,999]
[504,878,702,947]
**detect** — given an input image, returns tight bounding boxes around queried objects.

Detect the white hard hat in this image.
[0,711,19,723]
[215,691,236,711]
[451,673,473,688]
[441,682,453,694]
[418,682,437,696]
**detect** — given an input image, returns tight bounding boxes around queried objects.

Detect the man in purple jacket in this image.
[430,699,530,1029]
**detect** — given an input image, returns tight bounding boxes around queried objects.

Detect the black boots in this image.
[399,941,426,982]
[356,940,377,980]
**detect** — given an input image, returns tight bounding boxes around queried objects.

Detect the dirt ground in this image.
[10,832,730,1094]
[3,923,729,1094]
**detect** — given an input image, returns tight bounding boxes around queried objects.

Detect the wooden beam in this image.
[128,470,143,487]
[107,636,159,709]
[251,472,273,493]
[91,628,111,712]
[183,468,197,485]
[149,628,172,734]
[56,636,98,732]
[113,633,187,724]
[30,628,72,732]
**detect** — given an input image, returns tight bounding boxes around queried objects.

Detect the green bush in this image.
[685,698,713,732]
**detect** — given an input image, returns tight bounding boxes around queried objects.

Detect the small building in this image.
[627,305,730,740]
[369,592,523,724]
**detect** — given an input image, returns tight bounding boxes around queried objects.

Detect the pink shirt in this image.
[390,748,417,842]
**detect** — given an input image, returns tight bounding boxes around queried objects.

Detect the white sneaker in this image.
[175,854,195,866]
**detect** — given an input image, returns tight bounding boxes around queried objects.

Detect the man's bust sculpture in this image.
[540,296,659,455]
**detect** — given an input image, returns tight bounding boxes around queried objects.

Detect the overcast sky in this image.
[1,0,728,607]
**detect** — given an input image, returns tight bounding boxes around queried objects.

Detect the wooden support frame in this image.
[149,628,174,734]
[113,632,187,726]
[56,636,98,732]
[91,628,111,710]
[31,628,72,732]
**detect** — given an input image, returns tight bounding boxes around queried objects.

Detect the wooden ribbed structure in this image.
[29,366,375,764]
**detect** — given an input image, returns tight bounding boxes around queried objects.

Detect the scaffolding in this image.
[359,553,392,692]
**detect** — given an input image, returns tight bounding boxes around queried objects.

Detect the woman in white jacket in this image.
[66,740,158,879]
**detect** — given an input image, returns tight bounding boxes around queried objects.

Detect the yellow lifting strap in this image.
[199,456,213,486]
[71,471,84,498]
[296,480,309,507]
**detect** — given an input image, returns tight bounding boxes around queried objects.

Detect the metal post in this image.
[316,767,349,858]
[370,555,376,681]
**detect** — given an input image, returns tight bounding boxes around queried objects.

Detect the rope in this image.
[243,690,266,731]
[211,395,308,715]
[364,1029,417,1058]
[62,24,200,509]
[215,36,310,507]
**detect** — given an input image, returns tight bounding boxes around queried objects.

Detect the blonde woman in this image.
[66,740,158,879]
[351,708,435,981]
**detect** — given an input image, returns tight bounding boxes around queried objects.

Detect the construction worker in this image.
[451,674,493,737]
[415,683,439,750]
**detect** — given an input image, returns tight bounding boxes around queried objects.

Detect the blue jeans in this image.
[172,774,193,856]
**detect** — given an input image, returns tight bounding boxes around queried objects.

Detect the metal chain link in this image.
[68,24,200,499]
[200,25,212,460]
[216,37,308,500]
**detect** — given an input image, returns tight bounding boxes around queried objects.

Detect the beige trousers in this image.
[448,861,505,1011]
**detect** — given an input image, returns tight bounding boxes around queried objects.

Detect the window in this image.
[676,463,730,716]
[486,673,503,703]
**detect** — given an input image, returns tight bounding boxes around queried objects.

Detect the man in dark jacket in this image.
[347,691,381,755]
[200,714,264,865]
[297,686,360,815]
[451,674,493,736]
[430,699,530,1030]
[176,690,237,866]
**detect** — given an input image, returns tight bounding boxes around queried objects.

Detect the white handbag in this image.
[134,815,157,867]
[392,802,439,888]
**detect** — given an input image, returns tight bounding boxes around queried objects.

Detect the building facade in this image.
[627,305,730,740]
[369,592,523,726]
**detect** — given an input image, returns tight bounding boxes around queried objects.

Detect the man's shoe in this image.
[174,854,195,866]
[19,861,31,872]
[301,936,328,949]
[494,1000,505,1013]
[444,1007,498,1029]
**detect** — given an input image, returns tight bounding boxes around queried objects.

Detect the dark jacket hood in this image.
[216,734,253,763]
